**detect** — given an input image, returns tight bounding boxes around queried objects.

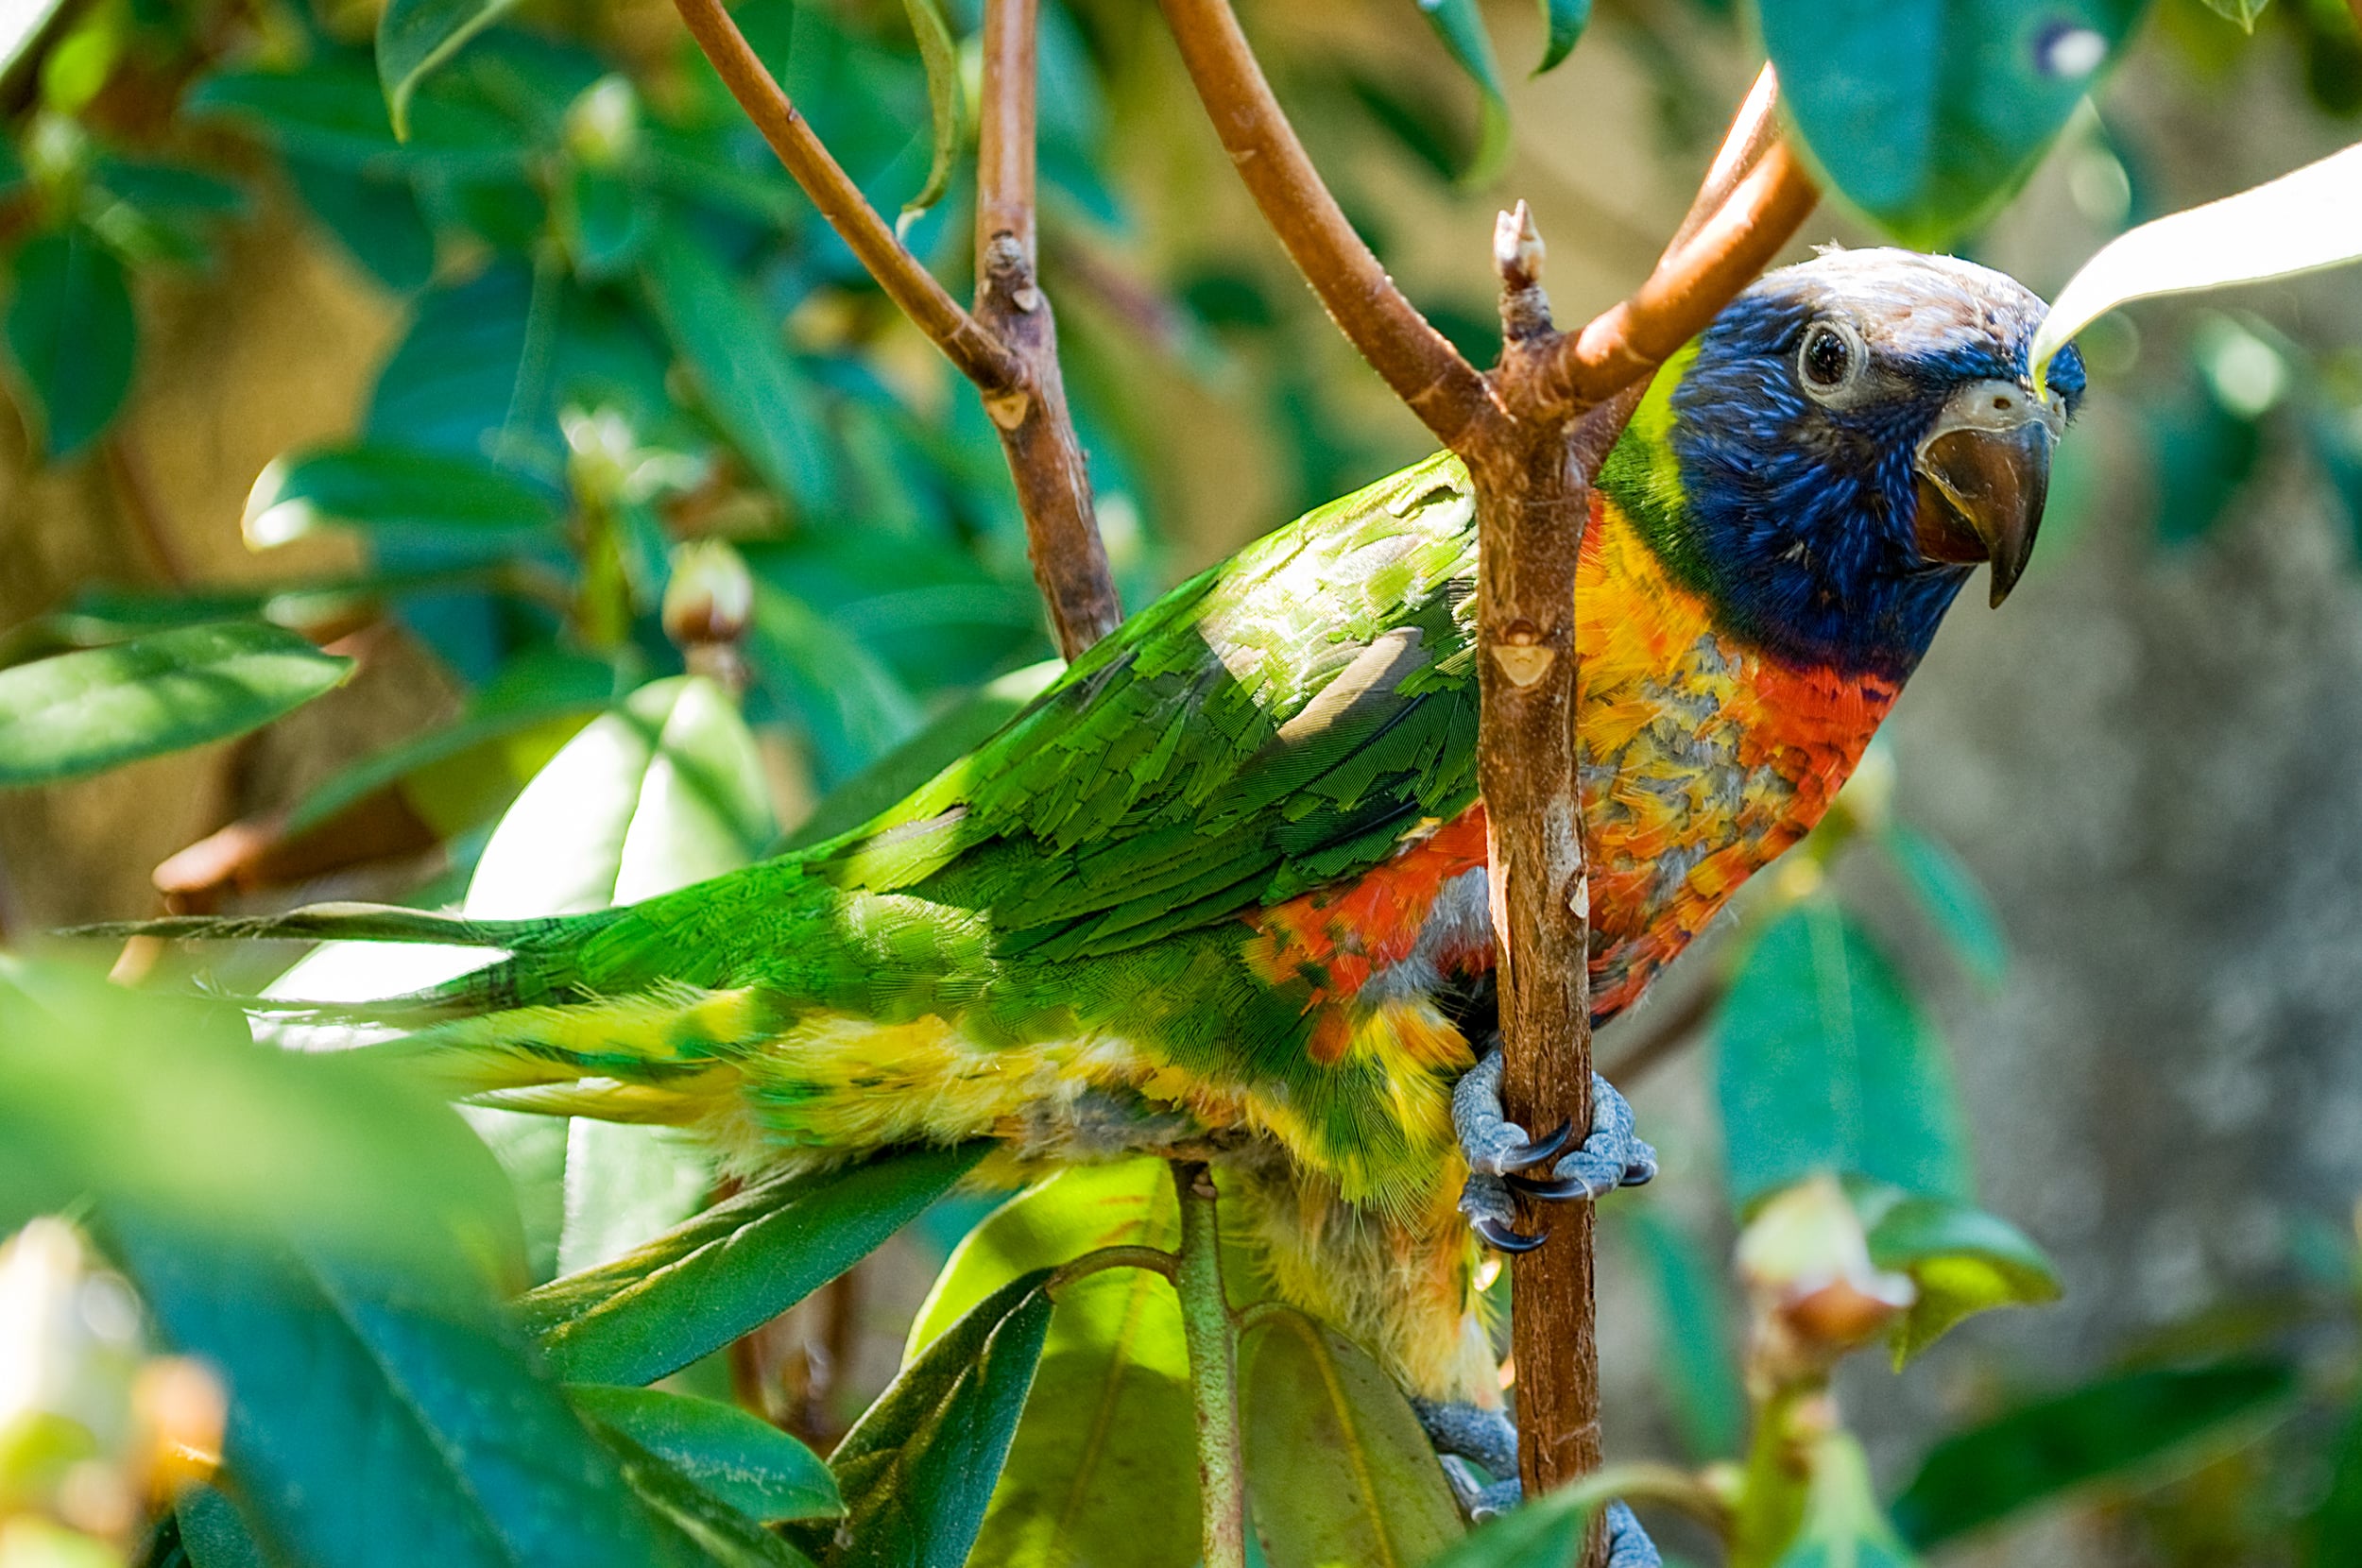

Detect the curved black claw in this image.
[1504,1170,1607,1202]
[1501,1118,1576,1172]
[1472,1217,1547,1253]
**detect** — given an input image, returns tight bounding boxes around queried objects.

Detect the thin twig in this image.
[976,0,1038,267]
[1172,1161,1246,1568]
[1154,0,1497,451]
[668,0,1019,392]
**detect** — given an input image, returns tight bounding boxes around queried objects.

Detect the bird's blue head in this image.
[1600,247,2085,682]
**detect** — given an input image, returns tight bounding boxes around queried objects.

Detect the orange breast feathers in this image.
[1249,493,1902,1033]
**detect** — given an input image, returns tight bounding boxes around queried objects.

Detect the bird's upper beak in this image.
[1912,378,2064,607]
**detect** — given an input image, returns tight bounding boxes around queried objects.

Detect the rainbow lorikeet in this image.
[117,248,2080,1507]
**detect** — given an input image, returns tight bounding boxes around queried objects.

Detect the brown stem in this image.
[972,0,1122,656]
[668,0,1019,392]
[1154,0,1497,452]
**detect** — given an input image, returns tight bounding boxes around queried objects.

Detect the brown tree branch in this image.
[972,0,1123,656]
[1153,0,1498,452]
[668,0,1121,657]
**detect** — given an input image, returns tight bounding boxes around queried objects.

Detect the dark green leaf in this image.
[1614,1207,1743,1459]
[5,228,136,458]
[1881,824,2007,986]
[560,163,650,280]
[520,1143,987,1385]
[2306,1397,2362,1568]
[748,584,922,784]
[832,1272,1057,1568]
[189,62,525,173]
[284,155,436,293]
[2149,376,2260,545]
[905,1161,1198,1568]
[379,0,518,139]
[0,622,351,787]
[244,442,563,553]
[1714,898,1970,1209]
[1859,1187,2061,1364]
[1891,1360,2298,1547]
[779,659,1063,851]
[571,1385,841,1523]
[640,222,841,511]
[1239,1307,1465,1567]
[176,1486,267,1568]
[113,1224,685,1568]
[1421,1483,1591,1568]
[92,157,248,216]
[1536,0,1592,73]
[898,0,963,225]
[1758,0,2147,247]
[1412,0,1512,184]
[596,1427,817,1568]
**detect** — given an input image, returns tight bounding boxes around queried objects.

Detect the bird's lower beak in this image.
[1912,379,2062,608]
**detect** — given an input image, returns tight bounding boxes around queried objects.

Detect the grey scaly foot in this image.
[1454,1042,1658,1252]
[1410,1399,1661,1564]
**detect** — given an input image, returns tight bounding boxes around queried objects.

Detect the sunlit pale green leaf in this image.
[243,442,563,553]
[595,1428,817,1568]
[1239,1307,1464,1567]
[519,1144,988,1386]
[1891,1360,2297,1548]
[832,1272,1057,1568]
[378,0,518,139]
[0,622,351,788]
[5,228,136,458]
[1759,0,2145,248]
[1881,825,2007,987]
[1413,0,1512,185]
[1853,1185,2060,1364]
[905,1162,1198,1568]
[1715,898,1971,1209]
[897,0,963,228]
[2031,142,2362,387]
[2199,0,2270,30]
[569,1385,842,1523]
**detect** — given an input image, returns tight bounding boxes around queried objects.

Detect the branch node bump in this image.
[984,388,1033,430]
[1490,642,1556,688]
[1495,202,1555,344]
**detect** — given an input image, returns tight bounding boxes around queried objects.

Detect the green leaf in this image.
[2305,1397,2362,1568]
[1757,0,2147,248]
[2030,141,2362,387]
[905,1161,1199,1568]
[897,0,963,227]
[1613,1208,1743,1459]
[111,1223,686,1568]
[519,1143,988,1385]
[188,61,525,173]
[280,694,604,839]
[5,228,136,458]
[244,442,563,553]
[570,1385,842,1523]
[1412,0,1512,185]
[779,659,1063,851]
[1420,1483,1592,1568]
[1714,898,1970,1209]
[640,221,842,512]
[0,622,351,788]
[1776,1430,1918,1568]
[378,0,519,139]
[831,1272,1057,1568]
[284,155,436,294]
[1535,0,1592,73]
[1881,825,2007,986]
[560,163,651,281]
[595,1427,817,1568]
[1856,1186,2060,1364]
[176,1486,267,1568]
[748,584,923,784]
[1239,1307,1465,1567]
[1891,1359,2298,1548]
[2199,0,2269,29]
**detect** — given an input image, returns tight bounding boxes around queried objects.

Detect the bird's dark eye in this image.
[1799,323,1853,391]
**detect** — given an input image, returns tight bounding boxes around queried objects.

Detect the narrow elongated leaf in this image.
[898,0,963,226]
[596,1428,817,1568]
[1759,0,2146,247]
[1857,1186,2060,1364]
[520,1144,988,1385]
[1714,898,1970,1209]
[570,1385,841,1523]
[0,623,351,788]
[2030,142,2362,386]
[1881,825,2007,987]
[1891,1360,2298,1547]
[1239,1307,1465,1567]
[1614,1208,1743,1459]
[244,443,563,553]
[1535,0,1591,73]
[905,1162,1198,1568]
[378,0,518,139]
[832,1272,1057,1568]
[640,224,841,511]
[5,228,136,458]
[1413,0,1512,185]
[114,1225,686,1568]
